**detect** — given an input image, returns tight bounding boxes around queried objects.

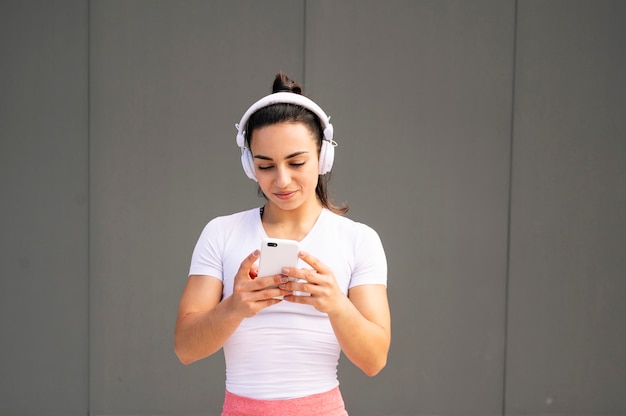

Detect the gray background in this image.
[1,1,624,415]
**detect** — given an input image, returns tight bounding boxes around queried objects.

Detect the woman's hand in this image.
[279,250,391,376]
[175,249,292,364]
[229,250,290,318]
[280,250,350,314]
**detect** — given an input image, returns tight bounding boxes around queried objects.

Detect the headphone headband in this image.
[234,92,336,181]
[235,92,334,148]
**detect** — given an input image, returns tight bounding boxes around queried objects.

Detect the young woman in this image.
[175,72,390,416]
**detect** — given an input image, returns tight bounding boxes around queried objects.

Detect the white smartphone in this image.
[258,238,300,299]
[258,238,300,278]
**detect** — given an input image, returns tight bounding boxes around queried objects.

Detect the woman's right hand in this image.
[229,250,289,318]
[175,249,290,364]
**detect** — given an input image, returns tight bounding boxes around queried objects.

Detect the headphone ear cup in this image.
[241,148,257,181]
[318,140,335,175]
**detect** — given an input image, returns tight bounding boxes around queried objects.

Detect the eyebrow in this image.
[253,151,309,161]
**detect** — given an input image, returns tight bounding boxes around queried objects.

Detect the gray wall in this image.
[0,1,624,416]
[0,1,89,415]
[506,1,626,414]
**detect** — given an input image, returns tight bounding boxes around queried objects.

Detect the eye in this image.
[290,162,305,167]
[257,165,274,170]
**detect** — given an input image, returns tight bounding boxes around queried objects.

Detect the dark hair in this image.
[246,72,348,215]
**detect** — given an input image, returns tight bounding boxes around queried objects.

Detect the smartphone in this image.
[258,238,300,278]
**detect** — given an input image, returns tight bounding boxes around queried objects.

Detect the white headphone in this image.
[235,92,336,182]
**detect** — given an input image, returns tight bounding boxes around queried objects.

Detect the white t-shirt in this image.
[189,207,387,399]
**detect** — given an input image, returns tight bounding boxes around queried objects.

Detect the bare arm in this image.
[174,275,239,364]
[282,251,391,376]
[328,284,390,376]
[174,250,289,364]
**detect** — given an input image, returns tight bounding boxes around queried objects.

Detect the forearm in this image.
[327,296,390,376]
[174,296,243,365]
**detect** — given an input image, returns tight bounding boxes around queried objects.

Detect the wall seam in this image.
[302,0,307,86]
[502,0,519,415]
[86,0,92,414]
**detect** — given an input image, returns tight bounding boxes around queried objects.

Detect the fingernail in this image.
[280,275,289,282]
[253,250,260,256]
[281,267,289,275]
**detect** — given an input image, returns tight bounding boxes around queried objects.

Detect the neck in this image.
[261,200,323,241]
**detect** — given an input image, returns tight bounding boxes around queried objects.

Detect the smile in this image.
[274,191,297,200]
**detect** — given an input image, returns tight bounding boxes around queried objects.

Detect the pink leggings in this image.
[221,386,349,416]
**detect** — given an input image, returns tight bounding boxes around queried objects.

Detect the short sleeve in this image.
[349,224,387,288]
[188,218,225,280]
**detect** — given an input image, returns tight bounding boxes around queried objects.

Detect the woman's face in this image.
[249,122,320,212]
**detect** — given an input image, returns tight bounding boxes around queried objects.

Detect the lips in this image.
[274,191,297,200]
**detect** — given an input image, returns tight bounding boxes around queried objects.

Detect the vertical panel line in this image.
[86,0,92,414]
[302,0,307,86]
[502,1,519,415]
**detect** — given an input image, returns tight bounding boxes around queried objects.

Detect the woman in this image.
[174,72,390,416]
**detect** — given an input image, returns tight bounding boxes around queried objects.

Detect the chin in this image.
[270,198,303,211]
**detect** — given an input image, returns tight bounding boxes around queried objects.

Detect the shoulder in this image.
[196,207,261,242]
[322,209,381,240]
[204,207,260,229]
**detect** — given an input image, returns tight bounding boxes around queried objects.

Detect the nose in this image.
[274,165,291,188]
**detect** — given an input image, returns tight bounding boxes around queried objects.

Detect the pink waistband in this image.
[221,386,348,416]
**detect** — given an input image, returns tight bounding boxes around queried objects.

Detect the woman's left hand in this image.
[282,250,391,376]
[280,250,348,314]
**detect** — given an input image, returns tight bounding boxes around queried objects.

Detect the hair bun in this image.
[272,71,302,94]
